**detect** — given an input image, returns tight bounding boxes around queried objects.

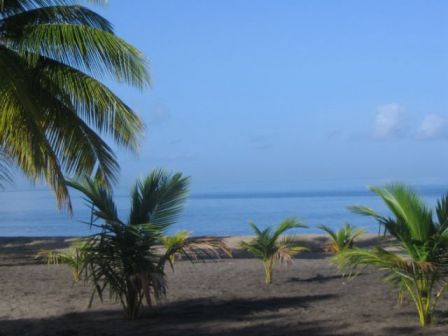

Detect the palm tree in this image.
[67,169,189,319]
[241,218,308,284]
[0,0,149,210]
[317,223,364,253]
[335,184,448,327]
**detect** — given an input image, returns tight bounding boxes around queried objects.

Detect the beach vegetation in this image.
[67,169,232,319]
[68,169,189,319]
[0,0,149,210]
[335,184,448,327]
[36,239,87,282]
[317,223,364,253]
[160,231,232,270]
[241,218,308,284]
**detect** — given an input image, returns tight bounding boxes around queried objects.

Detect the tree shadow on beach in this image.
[381,326,435,335]
[0,294,346,336]
[0,315,360,336]
[0,237,73,267]
[287,274,343,283]
[156,294,337,321]
[2,293,448,336]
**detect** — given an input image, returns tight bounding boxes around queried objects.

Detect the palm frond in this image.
[371,184,433,241]
[436,194,448,233]
[1,5,113,33]
[37,57,143,151]
[275,235,308,264]
[67,177,119,224]
[335,247,435,281]
[272,217,307,242]
[9,23,149,87]
[348,205,385,220]
[317,224,338,242]
[129,169,190,227]
[160,231,232,270]
[35,239,88,281]
[0,149,13,188]
[248,221,262,235]
[0,46,71,209]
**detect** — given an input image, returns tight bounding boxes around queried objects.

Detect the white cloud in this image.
[372,103,407,139]
[416,114,447,140]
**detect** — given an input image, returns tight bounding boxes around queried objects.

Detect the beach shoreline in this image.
[0,234,381,266]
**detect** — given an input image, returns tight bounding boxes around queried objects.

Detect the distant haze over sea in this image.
[0,183,446,237]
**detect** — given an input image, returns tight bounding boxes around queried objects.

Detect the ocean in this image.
[0,185,446,237]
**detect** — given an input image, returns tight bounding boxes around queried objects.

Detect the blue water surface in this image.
[0,185,445,236]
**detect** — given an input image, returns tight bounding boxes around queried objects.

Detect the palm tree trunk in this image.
[416,299,431,327]
[413,278,432,327]
[263,259,273,284]
[125,278,141,320]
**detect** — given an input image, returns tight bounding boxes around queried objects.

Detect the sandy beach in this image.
[0,235,447,336]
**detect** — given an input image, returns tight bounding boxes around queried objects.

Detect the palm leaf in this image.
[10,23,149,87]
[128,169,190,226]
[1,5,113,33]
[317,224,338,242]
[371,184,433,241]
[0,149,12,189]
[67,177,120,225]
[272,217,307,242]
[435,194,448,233]
[37,57,143,150]
[0,46,71,209]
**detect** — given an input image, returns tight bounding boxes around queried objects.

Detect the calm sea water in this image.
[0,185,446,237]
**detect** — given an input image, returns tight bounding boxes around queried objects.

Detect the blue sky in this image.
[29,1,448,191]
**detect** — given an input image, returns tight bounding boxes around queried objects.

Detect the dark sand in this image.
[0,236,447,336]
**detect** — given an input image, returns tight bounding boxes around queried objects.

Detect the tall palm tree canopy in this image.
[0,0,149,210]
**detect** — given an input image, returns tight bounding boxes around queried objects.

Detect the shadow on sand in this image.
[0,237,74,267]
[0,294,365,336]
[287,274,343,283]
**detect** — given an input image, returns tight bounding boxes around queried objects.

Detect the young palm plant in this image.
[0,0,149,210]
[241,218,308,284]
[335,184,448,327]
[318,223,365,253]
[160,230,232,270]
[36,239,88,282]
[67,169,189,320]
